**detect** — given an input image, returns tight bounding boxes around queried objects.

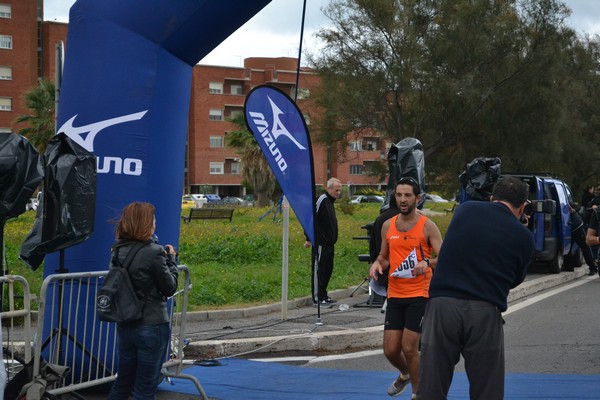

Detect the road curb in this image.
[185,325,384,359]
[507,267,588,303]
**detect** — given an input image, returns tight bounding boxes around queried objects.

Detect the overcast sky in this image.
[44,0,600,67]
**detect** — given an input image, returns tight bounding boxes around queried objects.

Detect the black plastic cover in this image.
[385,137,427,210]
[20,133,96,270]
[458,157,502,201]
[0,133,43,223]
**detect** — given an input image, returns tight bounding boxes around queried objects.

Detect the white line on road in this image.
[305,349,383,365]
[504,275,596,316]
[252,356,316,363]
[249,349,384,364]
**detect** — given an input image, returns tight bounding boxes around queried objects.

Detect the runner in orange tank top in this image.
[386,214,432,299]
[369,177,443,399]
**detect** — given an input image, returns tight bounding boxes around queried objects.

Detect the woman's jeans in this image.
[108,322,170,400]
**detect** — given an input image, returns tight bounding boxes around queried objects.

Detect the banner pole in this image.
[55,41,64,132]
[294,0,308,100]
[281,196,290,320]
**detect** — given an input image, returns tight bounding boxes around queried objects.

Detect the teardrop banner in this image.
[244,85,316,244]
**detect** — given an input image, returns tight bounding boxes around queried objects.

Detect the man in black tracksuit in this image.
[305,178,342,308]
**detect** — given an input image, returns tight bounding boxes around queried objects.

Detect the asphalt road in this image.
[297,275,600,374]
[504,275,600,375]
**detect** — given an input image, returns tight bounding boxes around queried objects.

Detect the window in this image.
[0,127,11,133]
[0,35,12,49]
[210,162,224,174]
[231,162,241,175]
[349,141,361,151]
[209,109,223,121]
[365,140,378,151]
[0,66,11,80]
[0,4,11,18]
[209,136,224,148]
[0,97,11,111]
[350,165,363,175]
[209,82,223,94]
[231,84,243,95]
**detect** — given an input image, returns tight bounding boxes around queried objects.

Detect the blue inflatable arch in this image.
[45,0,271,370]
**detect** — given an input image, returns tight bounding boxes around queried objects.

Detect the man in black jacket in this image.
[564,204,598,275]
[417,176,534,400]
[369,194,400,289]
[305,178,342,308]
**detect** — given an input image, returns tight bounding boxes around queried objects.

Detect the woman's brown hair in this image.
[116,202,155,241]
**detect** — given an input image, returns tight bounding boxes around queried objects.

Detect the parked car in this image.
[242,195,255,206]
[204,194,221,203]
[349,195,384,204]
[221,196,244,206]
[424,194,449,203]
[188,194,208,208]
[461,173,578,274]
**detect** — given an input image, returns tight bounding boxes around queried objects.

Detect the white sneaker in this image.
[312,300,333,308]
[387,374,410,397]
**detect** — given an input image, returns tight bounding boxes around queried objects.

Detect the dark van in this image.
[460,172,580,273]
[505,174,579,273]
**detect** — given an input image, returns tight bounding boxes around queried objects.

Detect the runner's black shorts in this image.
[384,297,428,333]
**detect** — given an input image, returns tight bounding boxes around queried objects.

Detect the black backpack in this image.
[96,242,146,323]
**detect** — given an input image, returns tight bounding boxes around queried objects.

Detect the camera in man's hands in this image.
[520,201,533,224]
[520,199,557,223]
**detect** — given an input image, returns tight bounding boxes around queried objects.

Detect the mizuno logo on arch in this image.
[58,110,148,176]
[58,110,148,152]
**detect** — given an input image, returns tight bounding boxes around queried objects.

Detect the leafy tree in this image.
[16,78,56,153]
[225,114,277,207]
[554,35,600,187]
[309,0,600,191]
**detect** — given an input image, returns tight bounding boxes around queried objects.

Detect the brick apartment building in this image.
[0,0,67,133]
[189,57,388,198]
[0,0,39,133]
[3,1,387,197]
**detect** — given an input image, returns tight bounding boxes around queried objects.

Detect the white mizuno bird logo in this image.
[58,110,148,152]
[267,96,306,150]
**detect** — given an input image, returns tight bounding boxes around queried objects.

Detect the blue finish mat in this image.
[159,358,600,399]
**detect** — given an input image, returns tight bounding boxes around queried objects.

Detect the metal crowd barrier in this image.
[28,265,207,399]
[1,275,33,382]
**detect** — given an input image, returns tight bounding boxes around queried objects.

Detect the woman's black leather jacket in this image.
[111,240,178,325]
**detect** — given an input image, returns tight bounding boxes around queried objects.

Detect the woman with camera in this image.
[108,202,179,400]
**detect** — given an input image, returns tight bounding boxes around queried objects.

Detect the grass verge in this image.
[3,202,455,310]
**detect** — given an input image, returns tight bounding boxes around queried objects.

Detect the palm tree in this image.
[16,78,56,153]
[226,114,276,207]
